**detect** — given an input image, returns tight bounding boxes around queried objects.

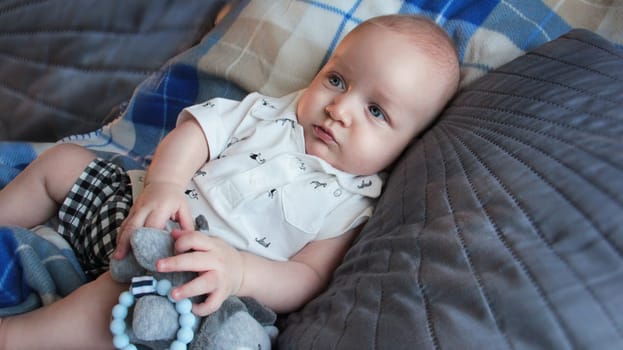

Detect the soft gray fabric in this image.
[110,227,194,288]
[0,0,227,141]
[191,296,278,350]
[133,295,179,341]
[279,29,623,349]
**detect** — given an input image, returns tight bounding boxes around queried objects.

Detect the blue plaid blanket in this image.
[0,226,86,316]
[1,0,621,315]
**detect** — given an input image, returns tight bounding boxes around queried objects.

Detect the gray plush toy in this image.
[110,227,278,350]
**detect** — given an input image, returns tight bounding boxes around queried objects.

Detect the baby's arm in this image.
[240,228,359,313]
[158,227,360,315]
[114,119,209,259]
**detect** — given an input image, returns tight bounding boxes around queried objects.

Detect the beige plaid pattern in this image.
[199,0,623,95]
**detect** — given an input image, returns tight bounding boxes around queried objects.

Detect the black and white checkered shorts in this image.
[57,158,132,279]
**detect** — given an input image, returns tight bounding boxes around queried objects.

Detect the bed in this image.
[1,0,622,349]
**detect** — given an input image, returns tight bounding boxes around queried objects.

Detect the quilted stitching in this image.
[0,0,226,141]
[282,29,623,350]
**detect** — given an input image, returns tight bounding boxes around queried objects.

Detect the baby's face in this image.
[297,24,451,175]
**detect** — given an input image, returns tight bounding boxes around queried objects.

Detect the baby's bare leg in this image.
[0,272,127,350]
[0,143,95,228]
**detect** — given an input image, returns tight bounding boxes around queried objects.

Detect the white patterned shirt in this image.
[173,91,382,261]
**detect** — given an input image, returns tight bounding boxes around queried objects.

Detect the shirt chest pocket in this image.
[280,179,344,235]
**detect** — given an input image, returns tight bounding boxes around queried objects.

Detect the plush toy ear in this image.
[130,228,175,271]
[109,251,145,282]
[109,228,171,282]
[129,228,196,287]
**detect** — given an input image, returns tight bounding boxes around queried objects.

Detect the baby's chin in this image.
[315,154,377,176]
[306,145,343,171]
[335,161,384,177]
[305,139,380,175]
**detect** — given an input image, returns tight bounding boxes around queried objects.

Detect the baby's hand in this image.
[156,229,244,316]
[113,182,193,259]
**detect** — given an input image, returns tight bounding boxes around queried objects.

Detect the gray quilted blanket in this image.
[0,0,227,141]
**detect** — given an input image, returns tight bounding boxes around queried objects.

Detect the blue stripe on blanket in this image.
[124,64,200,157]
[399,0,499,61]
[0,142,37,187]
[0,226,86,316]
[484,0,570,50]
[402,0,499,25]
[0,228,31,308]
[301,0,365,69]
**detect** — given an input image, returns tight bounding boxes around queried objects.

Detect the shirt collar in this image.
[249,90,302,122]
[300,155,383,198]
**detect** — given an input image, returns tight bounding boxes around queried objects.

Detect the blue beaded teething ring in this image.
[110,276,196,350]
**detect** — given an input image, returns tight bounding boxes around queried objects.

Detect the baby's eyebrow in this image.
[370,89,395,109]
[328,55,353,76]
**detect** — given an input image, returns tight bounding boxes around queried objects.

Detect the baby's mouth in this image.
[313,125,336,144]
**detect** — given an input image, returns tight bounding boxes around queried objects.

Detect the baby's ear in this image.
[130,228,175,271]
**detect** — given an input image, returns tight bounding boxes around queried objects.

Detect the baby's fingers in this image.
[175,202,194,231]
[114,201,156,256]
[171,274,227,316]
[114,213,144,259]
[112,231,131,260]
[193,290,228,316]
[143,208,173,230]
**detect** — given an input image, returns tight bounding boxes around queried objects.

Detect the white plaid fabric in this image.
[57,158,132,279]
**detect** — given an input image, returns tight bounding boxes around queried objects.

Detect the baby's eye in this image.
[368,105,387,121]
[327,74,345,89]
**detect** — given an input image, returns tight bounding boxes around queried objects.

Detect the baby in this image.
[0,14,459,349]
